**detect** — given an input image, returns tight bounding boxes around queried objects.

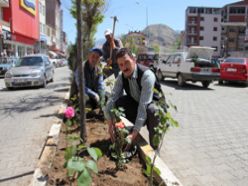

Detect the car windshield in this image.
[17,57,43,66]
[224,58,245,64]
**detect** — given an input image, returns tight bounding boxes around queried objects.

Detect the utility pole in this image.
[76,0,87,142]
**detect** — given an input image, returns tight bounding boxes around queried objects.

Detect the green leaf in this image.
[67,157,85,172]
[64,146,77,161]
[67,168,75,177]
[77,169,92,186]
[143,164,151,177]
[154,166,161,176]
[86,160,98,173]
[65,119,72,126]
[67,134,80,141]
[152,135,161,149]
[145,156,152,164]
[87,147,98,161]
[94,148,103,159]
[77,144,87,151]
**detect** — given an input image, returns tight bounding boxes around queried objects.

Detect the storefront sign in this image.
[20,0,36,16]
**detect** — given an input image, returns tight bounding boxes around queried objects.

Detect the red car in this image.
[219,57,248,85]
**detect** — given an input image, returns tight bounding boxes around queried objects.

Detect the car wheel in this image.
[6,87,13,90]
[218,80,223,85]
[42,77,47,88]
[177,74,185,86]
[156,70,164,81]
[202,81,210,88]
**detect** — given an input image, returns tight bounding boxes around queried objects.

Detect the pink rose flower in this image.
[64,107,75,119]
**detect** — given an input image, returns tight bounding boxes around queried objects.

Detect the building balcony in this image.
[0,0,9,7]
[187,31,197,35]
[221,22,246,26]
[188,21,197,25]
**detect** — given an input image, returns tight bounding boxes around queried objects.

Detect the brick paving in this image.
[141,80,248,186]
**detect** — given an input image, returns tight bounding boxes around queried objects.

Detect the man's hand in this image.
[125,129,139,151]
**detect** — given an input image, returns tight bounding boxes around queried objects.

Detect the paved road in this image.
[141,79,248,186]
[0,66,70,186]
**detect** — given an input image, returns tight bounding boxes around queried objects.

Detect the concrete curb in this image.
[29,94,68,186]
[121,117,183,186]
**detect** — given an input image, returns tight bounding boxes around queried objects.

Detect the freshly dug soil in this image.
[46,119,148,186]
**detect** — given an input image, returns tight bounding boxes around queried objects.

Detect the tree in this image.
[71,0,105,141]
[71,0,105,58]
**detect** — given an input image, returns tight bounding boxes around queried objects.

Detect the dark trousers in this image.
[115,95,160,149]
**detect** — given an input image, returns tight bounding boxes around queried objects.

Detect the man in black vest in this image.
[104,48,166,149]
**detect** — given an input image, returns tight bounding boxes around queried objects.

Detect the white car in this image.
[155,46,220,88]
[5,54,54,89]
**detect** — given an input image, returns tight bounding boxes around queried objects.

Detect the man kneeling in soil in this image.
[74,48,105,112]
[104,48,167,149]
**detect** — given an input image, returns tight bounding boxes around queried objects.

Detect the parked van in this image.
[155,46,220,88]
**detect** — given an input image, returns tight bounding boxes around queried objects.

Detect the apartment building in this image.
[36,0,47,54]
[46,0,62,53]
[125,31,147,53]
[185,7,222,56]
[221,0,248,56]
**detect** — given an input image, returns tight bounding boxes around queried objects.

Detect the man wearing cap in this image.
[102,29,123,77]
[74,48,105,110]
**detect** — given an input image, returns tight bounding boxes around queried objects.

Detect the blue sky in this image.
[61,0,236,44]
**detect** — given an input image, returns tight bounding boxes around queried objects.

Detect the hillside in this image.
[143,24,180,54]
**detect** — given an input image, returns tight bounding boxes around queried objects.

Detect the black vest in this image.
[122,64,167,110]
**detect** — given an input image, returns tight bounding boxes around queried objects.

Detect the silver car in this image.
[4,54,54,89]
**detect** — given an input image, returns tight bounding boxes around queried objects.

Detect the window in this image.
[200,26,204,31]
[167,55,175,64]
[43,5,45,15]
[189,8,196,13]
[39,2,42,14]
[229,7,245,14]
[200,17,204,21]
[213,36,217,41]
[214,17,218,22]
[40,23,42,33]
[200,36,204,40]
[173,56,181,64]
[213,27,218,31]
[198,8,204,14]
